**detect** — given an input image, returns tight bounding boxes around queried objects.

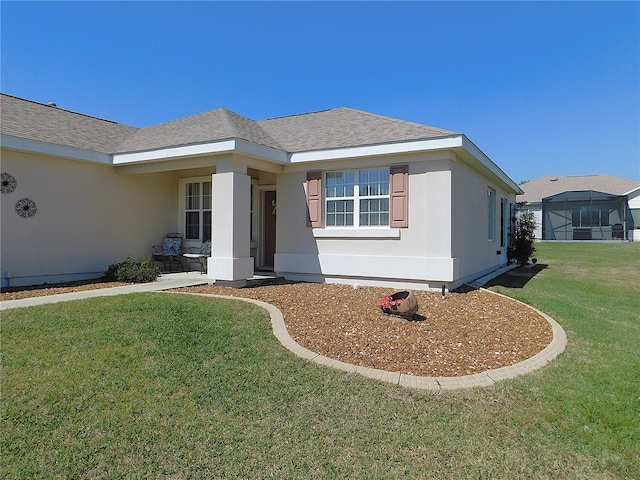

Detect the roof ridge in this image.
[137,106,229,129]
[260,108,335,122]
[218,108,286,150]
[346,107,459,134]
[260,106,458,136]
[0,92,127,126]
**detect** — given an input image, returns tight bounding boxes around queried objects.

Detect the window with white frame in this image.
[325,167,390,227]
[181,178,212,242]
[488,188,496,241]
[500,197,508,247]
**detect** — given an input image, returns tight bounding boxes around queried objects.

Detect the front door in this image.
[262,190,276,269]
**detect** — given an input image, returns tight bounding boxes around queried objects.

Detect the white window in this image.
[488,188,496,241]
[325,167,390,227]
[180,178,212,242]
[501,197,508,247]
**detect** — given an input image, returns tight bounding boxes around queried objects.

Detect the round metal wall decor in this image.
[15,198,38,218]
[1,172,17,194]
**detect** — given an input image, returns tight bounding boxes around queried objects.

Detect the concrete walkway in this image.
[1,273,567,391]
[0,273,210,311]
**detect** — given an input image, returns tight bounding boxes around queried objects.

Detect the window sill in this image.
[312,228,401,239]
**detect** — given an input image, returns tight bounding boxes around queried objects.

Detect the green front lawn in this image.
[2,242,639,479]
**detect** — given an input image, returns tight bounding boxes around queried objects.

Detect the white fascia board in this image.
[1,135,112,164]
[233,139,288,163]
[288,136,464,164]
[113,139,288,165]
[113,140,237,165]
[623,185,640,197]
[460,136,523,195]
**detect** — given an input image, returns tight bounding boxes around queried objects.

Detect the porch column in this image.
[208,161,254,287]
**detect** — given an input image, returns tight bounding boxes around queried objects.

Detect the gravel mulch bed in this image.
[176,282,553,378]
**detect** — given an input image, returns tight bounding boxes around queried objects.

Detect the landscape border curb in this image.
[186,291,567,391]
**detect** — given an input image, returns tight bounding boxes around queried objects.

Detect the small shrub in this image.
[104,256,160,283]
[508,211,536,266]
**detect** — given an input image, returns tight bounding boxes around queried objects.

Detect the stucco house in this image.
[1,93,522,289]
[517,175,640,241]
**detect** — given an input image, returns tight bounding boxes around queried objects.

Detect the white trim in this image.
[488,187,496,242]
[178,176,213,245]
[624,185,640,196]
[113,138,288,165]
[289,136,463,163]
[114,140,236,164]
[459,136,523,194]
[235,139,288,163]
[312,228,400,239]
[324,167,391,228]
[275,253,456,282]
[1,135,112,164]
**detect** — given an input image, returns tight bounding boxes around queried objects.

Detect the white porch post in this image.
[208,161,254,287]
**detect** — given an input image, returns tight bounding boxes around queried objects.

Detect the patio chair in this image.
[611,223,624,240]
[152,233,184,272]
[183,240,211,274]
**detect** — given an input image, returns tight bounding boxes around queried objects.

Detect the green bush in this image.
[104,256,160,283]
[508,211,536,265]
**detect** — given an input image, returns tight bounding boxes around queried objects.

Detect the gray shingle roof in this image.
[1,93,138,153]
[259,107,458,153]
[2,93,459,156]
[518,174,640,203]
[116,108,284,153]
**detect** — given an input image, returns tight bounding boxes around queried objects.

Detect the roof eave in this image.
[112,138,288,165]
[624,185,640,196]
[1,134,113,164]
[455,136,523,195]
[287,135,464,164]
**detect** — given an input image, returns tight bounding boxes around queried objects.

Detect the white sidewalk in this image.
[0,273,210,311]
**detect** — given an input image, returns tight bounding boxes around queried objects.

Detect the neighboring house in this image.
[1,93,522,289]
[517,175,640,241]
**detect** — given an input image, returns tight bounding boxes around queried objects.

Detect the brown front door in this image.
[262,190,276,269]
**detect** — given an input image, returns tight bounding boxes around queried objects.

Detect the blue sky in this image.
[2,1,639,183]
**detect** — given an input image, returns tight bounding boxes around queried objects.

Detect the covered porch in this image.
[116,152,284,288]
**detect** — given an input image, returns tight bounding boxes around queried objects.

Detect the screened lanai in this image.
[541,190,630,240]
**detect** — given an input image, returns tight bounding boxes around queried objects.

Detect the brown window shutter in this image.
[306,171,322,228]
[390,165,408,228]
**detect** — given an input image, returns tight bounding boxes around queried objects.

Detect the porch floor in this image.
[162,270,281,288]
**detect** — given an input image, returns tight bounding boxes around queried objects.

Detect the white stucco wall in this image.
[527,204,543,239]
[1,149,176,286]
[450,157,517,284]
[274,151,496,290]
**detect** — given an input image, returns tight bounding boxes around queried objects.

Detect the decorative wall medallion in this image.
[15,198,37,218]
[1,172,17,194]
